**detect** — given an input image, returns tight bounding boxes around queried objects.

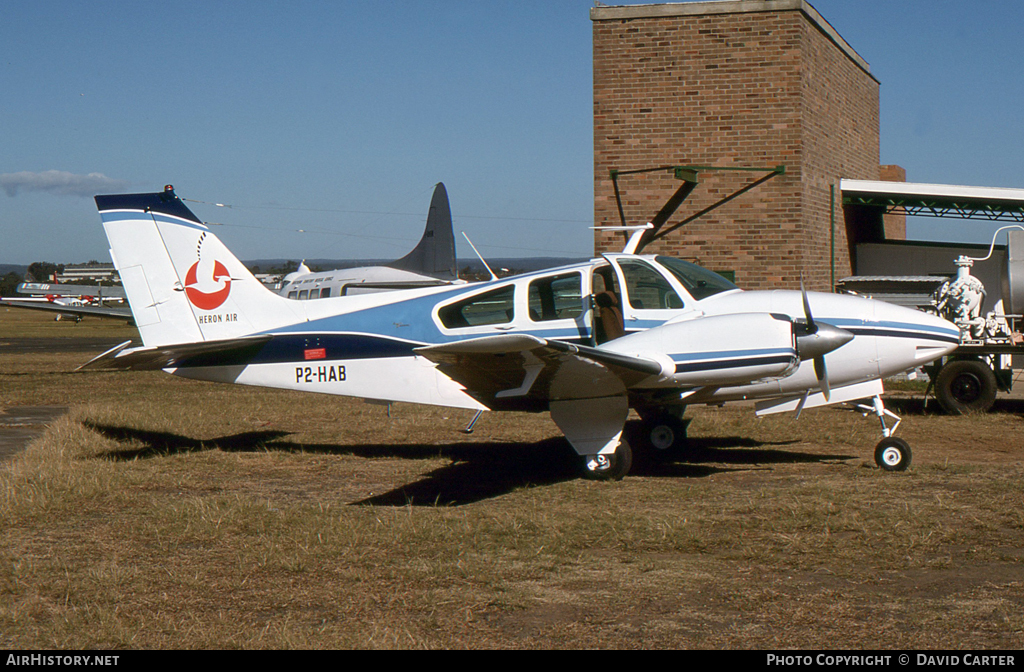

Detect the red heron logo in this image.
[184,259,232,310]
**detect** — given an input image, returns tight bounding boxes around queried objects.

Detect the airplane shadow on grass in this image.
[84,421,854,506]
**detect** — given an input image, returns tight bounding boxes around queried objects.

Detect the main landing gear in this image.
[637,412,691,463]
[581,438,633,481]
[580,410,690,480]
[856,395,912,472]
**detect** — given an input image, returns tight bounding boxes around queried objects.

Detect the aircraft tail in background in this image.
[387,182,457,281]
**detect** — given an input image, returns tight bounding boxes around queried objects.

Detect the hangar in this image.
[838,179,1024,314]
[591,0,896,291]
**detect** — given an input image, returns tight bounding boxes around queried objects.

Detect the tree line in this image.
[0,262,66,296]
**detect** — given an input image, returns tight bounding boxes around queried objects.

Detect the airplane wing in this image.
[0,298,133,321]
[414,334,665,410]
[77,335,274,371]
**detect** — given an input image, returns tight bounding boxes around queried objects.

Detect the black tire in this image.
[581,438,633,481]
[934,359,997,414]
[874,437,912,472]
[640,413,689,462]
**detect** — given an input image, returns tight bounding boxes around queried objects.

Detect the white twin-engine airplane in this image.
[82,186,961,480]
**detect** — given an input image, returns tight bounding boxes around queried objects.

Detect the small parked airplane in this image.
[274,182,458,299]
[0,282,131,321]
[81,185,960,479]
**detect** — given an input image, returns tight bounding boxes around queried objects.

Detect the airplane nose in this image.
[924,311,962,358]
[795,321,856,361]
[872,301,962,374]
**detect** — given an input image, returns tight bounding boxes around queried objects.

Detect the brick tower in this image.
[592,0,885,290]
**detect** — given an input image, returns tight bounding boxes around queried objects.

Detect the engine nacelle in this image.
[600,312,799,387]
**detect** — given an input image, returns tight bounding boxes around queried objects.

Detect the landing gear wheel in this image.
[934,359,997,415]
[874,437,912,472]
[641,414,689,462]
[581,439,633,481]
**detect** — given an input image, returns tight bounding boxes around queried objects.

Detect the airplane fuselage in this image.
[168,254,959,415]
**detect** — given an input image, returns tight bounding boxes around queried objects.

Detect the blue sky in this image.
[3,0,1024,265]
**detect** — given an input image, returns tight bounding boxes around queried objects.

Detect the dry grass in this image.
[1,310,1023,649]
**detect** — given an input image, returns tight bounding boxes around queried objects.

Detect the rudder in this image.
[386,182,457,281]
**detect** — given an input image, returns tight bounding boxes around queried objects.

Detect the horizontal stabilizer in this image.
[77,335,273,371]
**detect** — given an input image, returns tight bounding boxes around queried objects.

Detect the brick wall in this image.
[592,0,881,291]
[879,164,908,240]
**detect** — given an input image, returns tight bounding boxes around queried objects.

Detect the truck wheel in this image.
[934,359,997,414]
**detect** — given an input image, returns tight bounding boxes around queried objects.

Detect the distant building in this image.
[56,263,119,284]
[591,0,902,291]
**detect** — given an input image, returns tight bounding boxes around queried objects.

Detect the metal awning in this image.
[841,179,1024,222]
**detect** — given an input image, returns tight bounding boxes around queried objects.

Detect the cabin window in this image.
[288,291,298,299]
[617,259,684,310]
[319,287,331,298]
[528,273,582,322]
[439,286,515,328]
[298,290,309,300]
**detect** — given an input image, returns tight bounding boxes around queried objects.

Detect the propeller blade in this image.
[814,355,831,401]
[801,278,816,333]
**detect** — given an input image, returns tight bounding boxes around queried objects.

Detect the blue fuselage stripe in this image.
[845,327,960,345]
[673,354,797,374]
[175,333,420,368]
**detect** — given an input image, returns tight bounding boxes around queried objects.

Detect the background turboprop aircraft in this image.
[81,186,961,481]
[274,182,459,299]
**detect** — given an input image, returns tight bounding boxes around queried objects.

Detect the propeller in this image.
[792,281,854,401]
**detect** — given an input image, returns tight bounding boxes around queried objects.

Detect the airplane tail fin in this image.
[95,186,302,348]
[387,182,457,281]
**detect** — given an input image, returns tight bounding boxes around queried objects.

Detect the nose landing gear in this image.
[856,395,911,471]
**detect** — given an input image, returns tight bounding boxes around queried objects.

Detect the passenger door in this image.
[608,257,687,333]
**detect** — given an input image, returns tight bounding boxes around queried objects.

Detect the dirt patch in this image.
[0,406,67,461]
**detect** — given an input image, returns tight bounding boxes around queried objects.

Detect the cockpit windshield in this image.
[655,256,739,300]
